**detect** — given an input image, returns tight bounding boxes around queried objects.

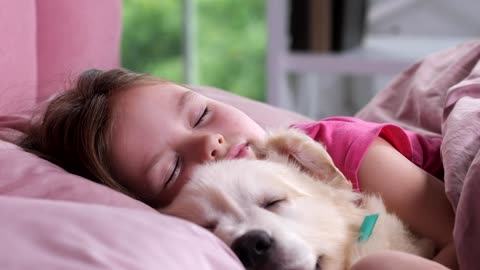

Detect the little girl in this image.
[20,68,456,270]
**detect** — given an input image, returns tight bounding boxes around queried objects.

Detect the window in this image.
[122,0,266,101]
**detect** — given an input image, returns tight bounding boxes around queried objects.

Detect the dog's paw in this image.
[264,129,318,157]
[251,128,314,160]
[256,129,352,190]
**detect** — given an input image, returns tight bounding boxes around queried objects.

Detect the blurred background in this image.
[121,0,480,119]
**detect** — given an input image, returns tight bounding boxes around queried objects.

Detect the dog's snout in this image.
[231,230,273,269]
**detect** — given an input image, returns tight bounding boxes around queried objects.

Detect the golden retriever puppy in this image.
[161,129,434,270]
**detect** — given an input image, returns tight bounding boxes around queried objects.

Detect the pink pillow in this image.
[0,196,243,270]
[0,139,150,210]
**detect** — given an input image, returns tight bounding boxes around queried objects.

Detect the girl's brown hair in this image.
[20,68,163,195]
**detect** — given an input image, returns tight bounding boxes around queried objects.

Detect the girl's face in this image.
[109,83,266,207]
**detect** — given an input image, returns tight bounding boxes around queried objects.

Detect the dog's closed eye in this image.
[261,198,287,210]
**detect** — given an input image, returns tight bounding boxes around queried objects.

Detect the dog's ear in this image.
[253,129,352,190]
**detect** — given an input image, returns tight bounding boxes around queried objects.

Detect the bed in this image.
[1,1,479,269]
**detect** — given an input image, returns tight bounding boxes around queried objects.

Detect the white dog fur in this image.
[161,129,434,270]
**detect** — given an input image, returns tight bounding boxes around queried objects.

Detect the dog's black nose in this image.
[231,230,273,269]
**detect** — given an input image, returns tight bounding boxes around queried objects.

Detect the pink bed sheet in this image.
[356,40,480,270]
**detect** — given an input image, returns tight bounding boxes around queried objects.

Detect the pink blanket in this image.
[356,40,480,270]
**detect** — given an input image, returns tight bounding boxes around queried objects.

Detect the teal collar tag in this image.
[357,213,379,242]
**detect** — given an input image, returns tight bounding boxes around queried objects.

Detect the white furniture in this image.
[266,0,477,112]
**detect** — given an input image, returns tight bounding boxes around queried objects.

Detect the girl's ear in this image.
[253,129,352,190]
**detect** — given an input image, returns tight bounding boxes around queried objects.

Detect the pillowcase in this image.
[0,138,150,210]
[0,196,243,270]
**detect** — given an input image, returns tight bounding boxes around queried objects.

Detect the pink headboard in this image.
[0,0,121,114]
[0,3,246,269]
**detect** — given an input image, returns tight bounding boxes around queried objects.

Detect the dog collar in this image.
[357,213,379,242]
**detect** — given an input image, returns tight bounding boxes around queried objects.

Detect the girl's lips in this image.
[226,143,250,159]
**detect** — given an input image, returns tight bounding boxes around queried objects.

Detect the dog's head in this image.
[161,130,363,270]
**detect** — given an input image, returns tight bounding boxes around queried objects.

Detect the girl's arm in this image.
[358,138,457,269]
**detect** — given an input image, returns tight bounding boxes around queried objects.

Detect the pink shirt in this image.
[292,117,443,191]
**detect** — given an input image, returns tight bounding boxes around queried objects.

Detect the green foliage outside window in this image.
[121,0,266,101]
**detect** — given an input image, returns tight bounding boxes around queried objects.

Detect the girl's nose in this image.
[205,133,224,161]
[188,133,225,162]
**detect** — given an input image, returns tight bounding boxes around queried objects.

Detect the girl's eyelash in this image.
[164,157,181,189]
[194,106,209,127]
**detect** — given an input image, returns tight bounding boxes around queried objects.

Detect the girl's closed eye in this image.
[194,106,210,127]
[163,105,209,190]
[164,156,182,189]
